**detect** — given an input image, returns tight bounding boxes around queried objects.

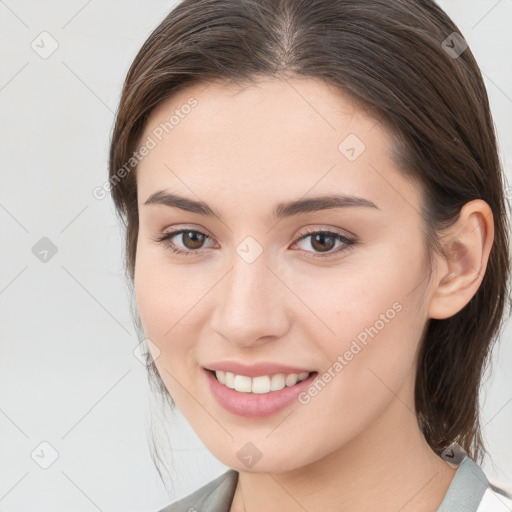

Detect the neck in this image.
[230,379,457,512]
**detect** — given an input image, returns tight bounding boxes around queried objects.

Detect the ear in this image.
[428,199,494,320]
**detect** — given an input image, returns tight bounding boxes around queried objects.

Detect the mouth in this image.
[204,367,319,417]
[206,368,318,394]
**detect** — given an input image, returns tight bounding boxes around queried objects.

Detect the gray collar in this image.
[436,455,489,511]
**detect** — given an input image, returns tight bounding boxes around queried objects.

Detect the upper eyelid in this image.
[297,226,353,238]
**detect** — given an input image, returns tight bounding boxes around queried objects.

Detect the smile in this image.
[204,368,319,417]
[211,370,312,394]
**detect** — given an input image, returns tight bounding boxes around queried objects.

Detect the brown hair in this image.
[108,0,511,471]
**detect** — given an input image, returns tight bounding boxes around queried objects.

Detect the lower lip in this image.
[204,368,318,418]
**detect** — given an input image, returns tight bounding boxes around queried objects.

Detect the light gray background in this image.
[0,1,511,510]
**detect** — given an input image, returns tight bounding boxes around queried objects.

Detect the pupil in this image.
[185,231,204,249]
[312,233,334,252]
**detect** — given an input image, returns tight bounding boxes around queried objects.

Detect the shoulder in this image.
[156,469,239,512]
[476,486,512,512]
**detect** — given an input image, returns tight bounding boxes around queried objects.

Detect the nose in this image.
[209,251,291,348]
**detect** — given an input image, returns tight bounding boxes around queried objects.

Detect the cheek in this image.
[299,247,426,418]
[134,237,201,333]
[133,245,218,402]
[296,299,422,454]
[134,266,197,405]
[134,248,193,366]
[288,247,418,349]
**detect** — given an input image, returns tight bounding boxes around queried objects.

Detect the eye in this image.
[152,227,357,259]
[152,228,215,256]
[291,228,356,258]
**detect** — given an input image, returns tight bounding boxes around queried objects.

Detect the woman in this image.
[108,0,512,510]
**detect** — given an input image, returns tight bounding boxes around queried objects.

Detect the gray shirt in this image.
[158,455,506,512]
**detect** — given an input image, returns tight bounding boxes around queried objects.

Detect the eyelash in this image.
[152,227,357,259]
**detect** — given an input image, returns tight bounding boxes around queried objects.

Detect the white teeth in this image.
[225,371,235,388]
[285,374,298,386]
[270,374,285,391]
[214,370,311,394]
[216,370,226,385]
[252,375,271,394]
[234,374,252,393]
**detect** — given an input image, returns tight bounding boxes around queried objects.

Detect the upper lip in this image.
[204,361,315,377]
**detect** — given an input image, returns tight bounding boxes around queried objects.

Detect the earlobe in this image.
[428,200,494,320]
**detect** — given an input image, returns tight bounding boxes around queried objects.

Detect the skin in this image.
[133,77,494,512]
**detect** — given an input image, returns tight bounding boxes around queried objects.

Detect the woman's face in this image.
[134,77,440,472]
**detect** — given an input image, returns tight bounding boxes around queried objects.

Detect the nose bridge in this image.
[210,244,288,346]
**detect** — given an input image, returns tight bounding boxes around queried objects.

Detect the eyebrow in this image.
[143,190,379,220]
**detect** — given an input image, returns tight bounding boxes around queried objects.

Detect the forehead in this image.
[136,77,420,219]
[142,76,386,151]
